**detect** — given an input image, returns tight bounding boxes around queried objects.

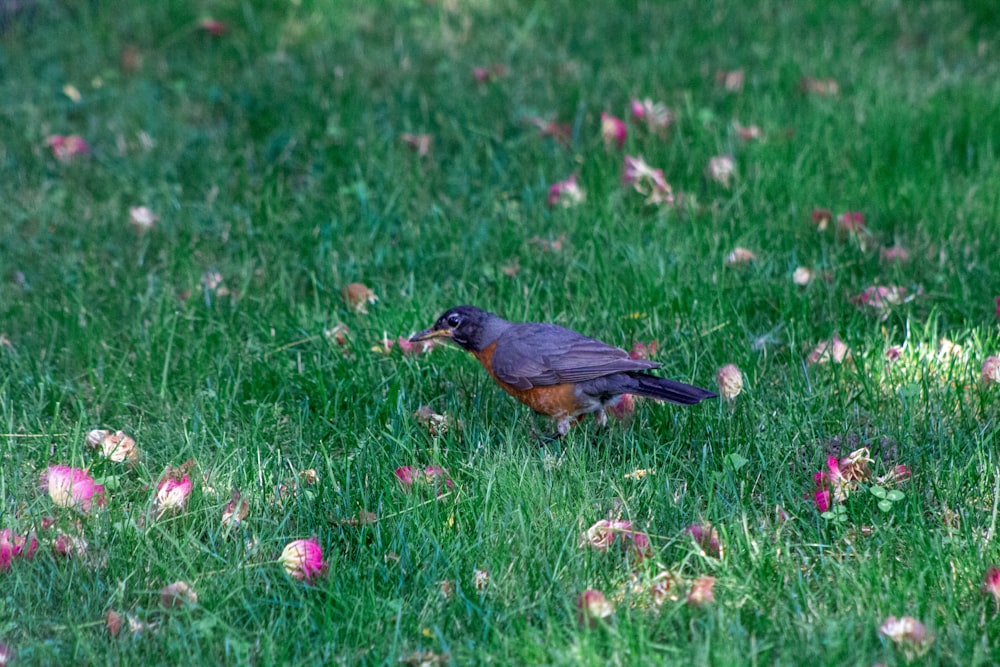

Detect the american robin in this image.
[410,305,716,436]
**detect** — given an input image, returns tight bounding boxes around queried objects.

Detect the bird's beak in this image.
[409,327,452,343]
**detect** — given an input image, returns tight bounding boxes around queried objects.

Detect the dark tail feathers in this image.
[628,373,717,405]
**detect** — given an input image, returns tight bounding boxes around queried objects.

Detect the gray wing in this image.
[490,323,660,390]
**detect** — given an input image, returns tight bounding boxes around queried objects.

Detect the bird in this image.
[410,305,716,436]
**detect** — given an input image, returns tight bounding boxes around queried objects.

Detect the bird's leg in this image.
[594,409,608,429]
[557,417,573,437]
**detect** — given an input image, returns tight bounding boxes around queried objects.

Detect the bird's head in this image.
[410,305,498,352]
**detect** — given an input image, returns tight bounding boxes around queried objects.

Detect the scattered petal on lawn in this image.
[984,566,1000,604]
[811,208,833,230]
[528,234,566,253]
[792,266,814,286]
[323,323,350,345]
[160,581,198,608]
[547,174,585,208]
[837,211,867,234]
[725,247,757,266]
[199,18,227,36]
[715,69,745,91]
[879,615,930,648]
[52,531,88,558]
[129,206,158,232]
[981,356,1000,385]
[880,245,910,263]
[600,112,627,149]
[400,650,448,667]
[47,135,90,162]
[607,393,635,420]
[106,610,123,637]
[851,285,909,316]
[221,489,249,528]
[885,345,903,363]
[155,472,193,516]
[812,488,832,513]
[1,529,38,570]
[342,282,377,313]
[0,532,11,572]
[807,336,850,365]
[0,641,14,666]
[649,570,680,606]
[401,133,432,157]
[628,341,658,360]
[580,519,652,559]
[42,466,105,512]
[200,269,230,297]
[630,98,674,133]
[87,429,138,463]
[472,64,506,83]
[624,468,655,480]
[706,155,735,187]
[281,538,325,581]
[414,405,460,437]
[685,523,723,558]
[524,116,572,144]
[473,569,490,592]
[996,295,1000,318]
[394,466,454,493]
[500,258,520,277]
[577,589,614,626]
[800,77,839,96]
[715,364,743,402]
[63,84,82,103]
[622,156,673,205]
[438,580,454,599]
[686,576,716,606]
[395,335,434,356]
[734,122,763,141]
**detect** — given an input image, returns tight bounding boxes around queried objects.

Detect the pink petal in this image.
[281,538,325,581]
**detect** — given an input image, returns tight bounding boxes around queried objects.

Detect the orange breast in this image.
[473,342,580,418]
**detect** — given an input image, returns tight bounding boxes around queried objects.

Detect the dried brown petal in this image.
[160,580,198,608]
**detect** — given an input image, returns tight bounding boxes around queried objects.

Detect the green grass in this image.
[2,0,1000,664]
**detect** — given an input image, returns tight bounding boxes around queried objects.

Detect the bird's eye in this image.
[446,313,462,328]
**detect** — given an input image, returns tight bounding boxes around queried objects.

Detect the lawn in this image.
[1,0,1000,664]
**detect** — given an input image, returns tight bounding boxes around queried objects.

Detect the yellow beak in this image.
[409,327,453,343]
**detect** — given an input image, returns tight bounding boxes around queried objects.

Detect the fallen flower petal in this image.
[716,69,745,92]
[106,610,123,637]
[983,566,1000,603]
[221,489,249,528]
[685,523,723,558]
[715,364,743,402]
[807,336,850,365]
[41,465,105,512]
[706,155,736,187]
[129,206,158,232]
[394,466,454,492]
[47,134,90,162]
[342,282,377,313]
[837,211,866,233]
[0,641,14,666]
[630,98,674,133]
[800,77,839,96]
[577,589,614,626]
[88,429,138,463]
[628,341,658,360]
[734,122,763,141]
[547,174,585,208]
[981,356,1000,385]
[607,393,635,420]
[155,473,193,516]
[198,18,227,36]
[280,538,325,581]
[880,245,910,263]
[793,266,814,286]
[879,615,928,645]
[414,405,459,436]
[811,208,833,230]
[580,519,651,559]
[160,581,198,608]
[401,133,432,157]
[473,569,490,591]
[725,247,757,266]
[600,112,627,149]
[686,575,716,606]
